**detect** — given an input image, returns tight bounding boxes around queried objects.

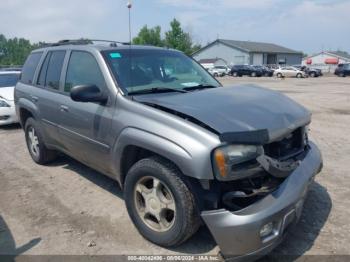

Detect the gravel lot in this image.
[1,76,350,260]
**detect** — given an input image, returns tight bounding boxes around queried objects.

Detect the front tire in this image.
[24,118,57,164]
[124,157,200,247]
[277,73,283,78]
[296,73,302,78]
[251,72,257,77]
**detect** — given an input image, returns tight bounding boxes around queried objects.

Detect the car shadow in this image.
[260,181,332,261]
[0,215,41,257]
[0,123,21,131]
[49,155,124,200]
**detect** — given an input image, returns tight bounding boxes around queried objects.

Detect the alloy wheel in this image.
[28,126,40,157]
[134,176,176,232]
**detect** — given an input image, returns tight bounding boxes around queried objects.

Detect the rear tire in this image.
[24,118,57,164]
[296,73,302,78]
[310,72,316,78]
[251,72,257,77]
[124,157,200,247]
[232,72,238,77]
[277,73,283,78]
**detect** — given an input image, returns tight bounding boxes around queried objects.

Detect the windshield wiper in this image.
[183,84,218,91]
[128,87,188,96]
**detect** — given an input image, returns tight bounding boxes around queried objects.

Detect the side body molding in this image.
[112,127,195,184]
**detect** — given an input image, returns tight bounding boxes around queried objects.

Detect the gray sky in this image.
[1,0,349,55]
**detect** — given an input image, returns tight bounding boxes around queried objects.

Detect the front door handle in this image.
[60,105,69,112]
[31,95,39,102]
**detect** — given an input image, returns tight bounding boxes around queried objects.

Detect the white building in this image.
[302,51,350,73]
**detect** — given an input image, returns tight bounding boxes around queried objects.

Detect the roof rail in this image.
[48,39,130,47]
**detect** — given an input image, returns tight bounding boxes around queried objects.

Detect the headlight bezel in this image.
[212,144,263,181]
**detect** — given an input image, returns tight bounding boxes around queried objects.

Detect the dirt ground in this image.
[1,76,350,260]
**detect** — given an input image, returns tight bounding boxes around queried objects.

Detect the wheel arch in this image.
[17,98,40,128]
[112,128,195,187]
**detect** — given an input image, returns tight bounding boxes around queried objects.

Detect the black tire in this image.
[214,73,219,77]
[232,72,238,77]
[277,73,283,78]
[296,73,302,78]
[24,117,57,164]
[310,72,316,78]
[251,72,257,77]
[124,157,200,247]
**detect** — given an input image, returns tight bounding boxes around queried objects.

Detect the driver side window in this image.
[65,51,106,93]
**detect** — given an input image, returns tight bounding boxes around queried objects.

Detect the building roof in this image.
[304,51,350,61]
[327,51,350,60]
[198,58,225,64]
[193,39,302,55]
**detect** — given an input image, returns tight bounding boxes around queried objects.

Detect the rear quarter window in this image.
[20,52,43,85]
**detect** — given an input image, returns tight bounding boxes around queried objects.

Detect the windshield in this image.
[0,73,20,88]
[103,49,220,94]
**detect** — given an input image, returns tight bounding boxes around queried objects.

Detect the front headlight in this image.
[213,145,263,180]
[0,99,10,107]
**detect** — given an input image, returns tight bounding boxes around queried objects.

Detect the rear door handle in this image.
[31,95,39,102]
[60,105,69,112]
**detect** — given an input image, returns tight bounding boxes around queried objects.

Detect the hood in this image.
[134,85,311,143]
[0,86,14,101]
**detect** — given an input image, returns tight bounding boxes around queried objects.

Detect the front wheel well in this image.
[119,145,187,188]
[19,108,34,128]
[120,145,159,186]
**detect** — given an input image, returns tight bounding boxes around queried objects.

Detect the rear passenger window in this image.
[21,52,43,84]
[45,51,66,90]
[65,51,106,93]
[37,52,51,86]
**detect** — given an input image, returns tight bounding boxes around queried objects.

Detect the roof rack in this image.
[48,39,130,47]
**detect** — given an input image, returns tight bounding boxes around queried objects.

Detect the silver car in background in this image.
[0,71,20,125]
[274,66,307,78]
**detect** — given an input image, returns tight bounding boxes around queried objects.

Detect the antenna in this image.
[127,1,132,44]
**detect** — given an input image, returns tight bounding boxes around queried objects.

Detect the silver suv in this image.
[15,40,323,259]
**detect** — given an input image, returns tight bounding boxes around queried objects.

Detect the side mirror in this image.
[70,85,108,103]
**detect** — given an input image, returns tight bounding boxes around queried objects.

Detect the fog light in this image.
[260,222,274,238]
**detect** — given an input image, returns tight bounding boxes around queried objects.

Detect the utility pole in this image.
[127,1,132,44]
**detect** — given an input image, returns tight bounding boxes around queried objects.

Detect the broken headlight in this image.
[213,145,263,181]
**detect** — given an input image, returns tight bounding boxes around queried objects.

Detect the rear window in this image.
[20,52,43,84]
[0,74,20,88]
[45,51,66,90]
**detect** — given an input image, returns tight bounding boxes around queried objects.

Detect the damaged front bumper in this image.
[201,141,323,260]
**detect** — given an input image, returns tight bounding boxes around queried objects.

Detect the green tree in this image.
[0,34,35,66]
[164,19,201,55]
[132,25,164,47]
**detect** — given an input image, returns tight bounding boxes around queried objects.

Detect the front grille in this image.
[264,128,306,160]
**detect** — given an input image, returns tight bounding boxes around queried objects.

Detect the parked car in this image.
[15,40,322,260]
[230,65,263,77]
[208,65,230,77]
[0,70,21,126]
[293,65,322,77]
[335,63,350,77]
[252,65,274,77]
[274,66,306,78]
